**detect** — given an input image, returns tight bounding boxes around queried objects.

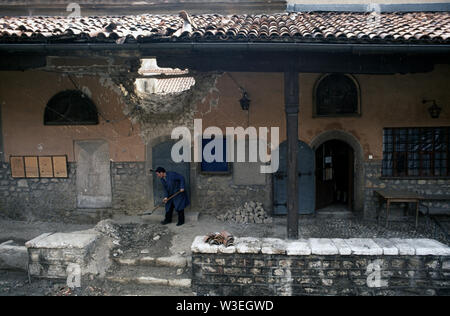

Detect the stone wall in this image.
[0,162,149,221]
[0,162,77,221]
[111,162,148,213]
[194,172,272,215]
[364,161,450,218]
[191,237,450,296]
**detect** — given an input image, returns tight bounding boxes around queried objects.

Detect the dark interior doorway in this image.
[315,140,354,211]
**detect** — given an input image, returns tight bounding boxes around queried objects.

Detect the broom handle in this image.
[153,190,183,211]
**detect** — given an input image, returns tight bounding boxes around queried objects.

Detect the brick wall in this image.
[191,237,450,296]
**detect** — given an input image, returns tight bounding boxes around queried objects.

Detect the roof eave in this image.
[1,42,450,55]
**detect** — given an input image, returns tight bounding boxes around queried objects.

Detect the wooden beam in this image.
[0,99,3,162]
[0,54,46,71]
[284,68,299,239]
[156,52,441,74]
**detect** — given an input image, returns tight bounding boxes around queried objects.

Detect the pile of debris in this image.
[95,220,168,258]
[217,201,273,224]
[204,231,235,247]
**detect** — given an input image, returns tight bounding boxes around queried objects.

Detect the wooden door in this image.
[273,140,315,215]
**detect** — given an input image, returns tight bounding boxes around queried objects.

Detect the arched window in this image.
[314,74,360,117]
[44,90,98,125]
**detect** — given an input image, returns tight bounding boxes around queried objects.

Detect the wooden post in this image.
[284,69,299,239]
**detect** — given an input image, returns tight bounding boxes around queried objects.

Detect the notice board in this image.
[10,155,68,178]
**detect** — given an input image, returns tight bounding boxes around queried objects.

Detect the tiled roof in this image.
[0,12,449,44]
[156,77,195,94]
[140,68,189,76]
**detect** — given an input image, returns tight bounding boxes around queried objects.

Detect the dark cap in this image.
[155,167,166,173]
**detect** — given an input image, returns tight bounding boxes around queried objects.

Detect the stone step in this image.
[101,280,195,296]
[113,254,190,268]
[315,210,354,219]
[106,265,191,289]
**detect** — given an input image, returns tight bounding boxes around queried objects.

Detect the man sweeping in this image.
[155,167,190,226]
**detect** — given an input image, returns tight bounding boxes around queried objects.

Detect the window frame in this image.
[199,137,232,175]
[381,126,450,179]
[313,73,362,118]
[44,90,99,126]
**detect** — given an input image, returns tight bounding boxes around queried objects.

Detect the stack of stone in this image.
[217,201,272,224]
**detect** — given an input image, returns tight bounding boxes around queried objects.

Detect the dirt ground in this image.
[0,212,275,296]
[0,211,448,296]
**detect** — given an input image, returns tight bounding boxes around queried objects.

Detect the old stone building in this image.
[0,1,449,237]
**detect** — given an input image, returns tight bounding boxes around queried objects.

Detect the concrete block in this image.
[390,239,416,255]
[261,238,287,255]
[218,244,236,254]
[191,236,219,254]
[26,232,98,249]
[373,238,399,255]
[309,239,339,255]
[235,237,262,254]
[331,239,352,255]
[286,239,311,256]
[405,239,450,256]
[345,239,383,256]
[24,230,110,279]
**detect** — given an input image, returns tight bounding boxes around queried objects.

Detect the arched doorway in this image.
[273,140,315,215]
[315,139,354,211]
[151,139,191,207]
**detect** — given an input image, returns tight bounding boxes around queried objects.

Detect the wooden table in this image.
[375,189,423,228]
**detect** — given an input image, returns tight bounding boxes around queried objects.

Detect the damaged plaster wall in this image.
[115,69,222,144]
[111,67,223,212]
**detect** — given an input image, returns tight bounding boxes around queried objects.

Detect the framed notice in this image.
[52,156,68,178]
[10,156,25,178]
[24,156,39,178]
[38,156,54,178]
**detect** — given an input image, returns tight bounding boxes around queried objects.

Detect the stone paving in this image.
[294,216,449,246]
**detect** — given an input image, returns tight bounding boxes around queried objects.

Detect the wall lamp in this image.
[423,99,442,119]
[240,91,251,111]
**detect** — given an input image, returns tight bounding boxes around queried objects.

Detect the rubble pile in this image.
[217,201,273,224]
[95,219,167,257]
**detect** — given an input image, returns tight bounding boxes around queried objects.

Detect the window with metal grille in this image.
[382,127,450,177]
[314,74,360,117]
[44,90,98,125]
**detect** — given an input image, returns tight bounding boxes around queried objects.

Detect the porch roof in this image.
[0,11,449,45]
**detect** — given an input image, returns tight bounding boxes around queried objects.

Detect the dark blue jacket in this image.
[161,171,190,212]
